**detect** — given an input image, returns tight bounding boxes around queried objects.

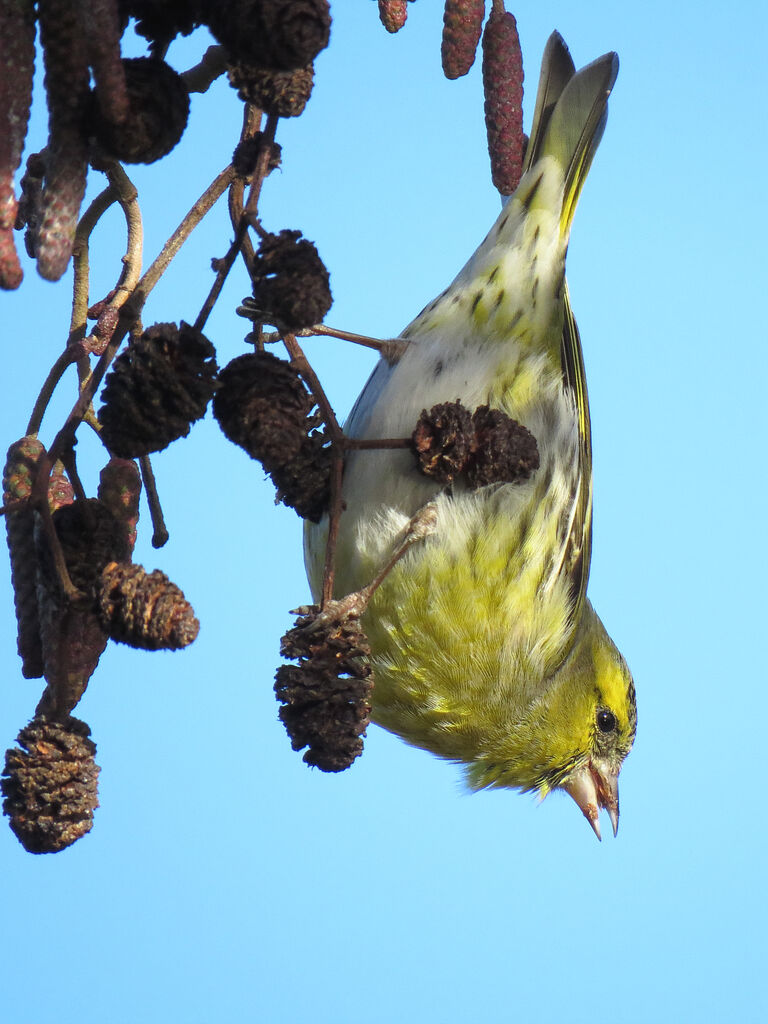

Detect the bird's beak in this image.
[563,760,620,840]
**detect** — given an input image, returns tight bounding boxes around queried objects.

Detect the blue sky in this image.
[2,3,767,1022]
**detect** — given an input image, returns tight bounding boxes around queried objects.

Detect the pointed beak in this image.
[563,761,620,840]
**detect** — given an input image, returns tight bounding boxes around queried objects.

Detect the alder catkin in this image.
[482,6,524,195]
[441,0,485,80]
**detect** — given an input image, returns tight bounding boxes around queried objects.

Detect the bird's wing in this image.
[522,31,576,173]
[524,35,615,626]
[556,280,593,627]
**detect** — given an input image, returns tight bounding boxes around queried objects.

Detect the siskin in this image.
[305,33,636,839]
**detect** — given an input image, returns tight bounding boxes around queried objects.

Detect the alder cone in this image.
[227,63,314,117]
[466,405,539,488]
[2,716,99,854]
[213,351,314,469]
[213,351,332,522]
[250,229,332,332]
[88,57,190,164]
[411,401,475,484]
[98,562,200,651]
[208,0,331,71]
[276,610,373,772]
[99,322,218,457]
[45,499,131,595]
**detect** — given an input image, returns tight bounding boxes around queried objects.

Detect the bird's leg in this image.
[303,502,439,629]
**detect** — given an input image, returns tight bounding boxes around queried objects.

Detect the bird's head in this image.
[466,604,636,839]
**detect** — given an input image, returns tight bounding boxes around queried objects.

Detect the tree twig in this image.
[182,44,228,93]
[139,454,169,548]
[102,162,143,311]
[26,341,90,436]
[281,332,346,606]
[127,164,237,320]
[237,311,409,362]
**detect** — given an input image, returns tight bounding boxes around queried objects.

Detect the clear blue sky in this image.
[2,3,767,1022]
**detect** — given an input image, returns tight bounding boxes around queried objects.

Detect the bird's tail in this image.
[522,32,618,239]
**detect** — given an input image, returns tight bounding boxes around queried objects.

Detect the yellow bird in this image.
[305,32,636,839]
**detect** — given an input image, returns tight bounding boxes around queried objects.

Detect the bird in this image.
[304,31,636,839]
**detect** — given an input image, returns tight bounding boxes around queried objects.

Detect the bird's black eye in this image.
[597,709,617,733]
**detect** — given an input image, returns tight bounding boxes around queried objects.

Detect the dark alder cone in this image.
[251,229,332,332]
[98,458,142,554]
[87,57,190,164]
[275,608,374,772]
[378,0,408,33]
[99,322,218,458]
[214,351,314,469]
[47,499,132,595]
[482,7,524,195]
[442,0,486,79]
[232,134,282,178]
[4,437,46,678]
[36,0,91,280]
[411,401,475,484]
[466,405,539,488]
[2,716,99,854]
[98,562,199,650]
[227,63,314,117]
[213,351,332,521]
[119,0,207,51]
[0,0,35,288]
[270,431,331,522]
[207,0,331,72]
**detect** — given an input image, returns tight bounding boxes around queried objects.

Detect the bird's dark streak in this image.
[540,491,556,518]
[567,551,585,605]
[495,213,509,239]
[537,459,555,495]
[531,277,539,301]
[433,360,443,378]
[488,266,500,284]
[520,170,545,211]
[527,225,541,259]
[512,508,531,549]
[471,291,483,314]
[508,310,523,331]
[494,289,505,311]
